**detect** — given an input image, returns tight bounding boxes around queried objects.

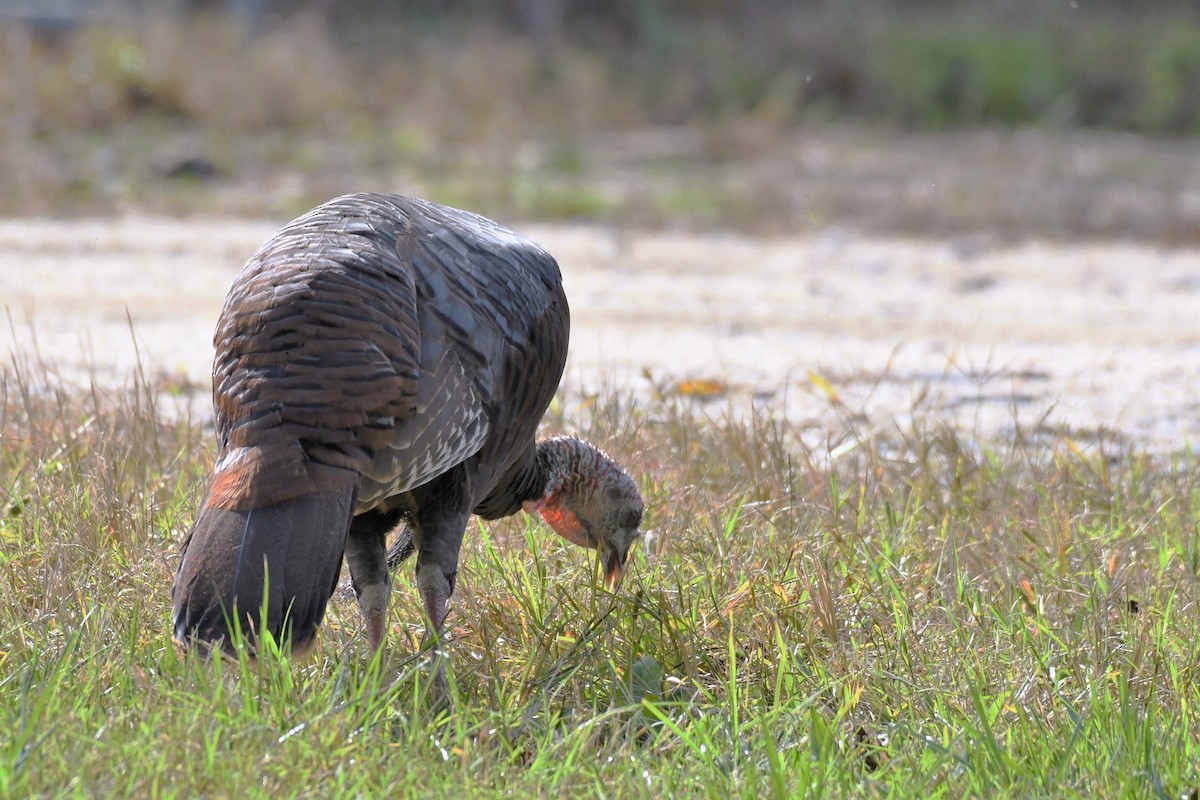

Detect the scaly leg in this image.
[410,467,473,699]
[416,562,452,683]
[345,508,403,653]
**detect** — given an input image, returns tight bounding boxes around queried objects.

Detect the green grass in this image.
[3,350,1200,797]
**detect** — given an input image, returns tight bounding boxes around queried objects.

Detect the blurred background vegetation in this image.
[3,0,1200,240]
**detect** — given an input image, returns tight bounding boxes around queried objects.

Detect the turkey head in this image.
[524,436,645,589]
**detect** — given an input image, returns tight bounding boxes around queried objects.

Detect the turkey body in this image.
[172,193,574,656]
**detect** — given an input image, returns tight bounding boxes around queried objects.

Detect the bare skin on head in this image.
[523,436,644,590]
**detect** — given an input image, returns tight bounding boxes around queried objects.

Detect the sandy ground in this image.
[2,215,1199,455]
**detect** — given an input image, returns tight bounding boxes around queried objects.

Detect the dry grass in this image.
[3,342,1200,796]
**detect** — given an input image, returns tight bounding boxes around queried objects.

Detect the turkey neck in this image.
[534,436,615,504]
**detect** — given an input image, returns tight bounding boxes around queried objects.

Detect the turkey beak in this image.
[602,545,627,591]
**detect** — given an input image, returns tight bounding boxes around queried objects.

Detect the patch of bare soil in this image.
[2,216,1198,454]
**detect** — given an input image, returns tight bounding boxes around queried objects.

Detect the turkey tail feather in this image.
[172,470,357,655]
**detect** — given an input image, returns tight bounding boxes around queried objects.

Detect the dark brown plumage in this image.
[172,193,644,679]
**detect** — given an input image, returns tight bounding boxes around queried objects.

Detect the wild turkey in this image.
[172,193,645,682]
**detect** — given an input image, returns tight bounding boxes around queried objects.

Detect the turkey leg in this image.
[345,508,404,653]
[411,466,474,696]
